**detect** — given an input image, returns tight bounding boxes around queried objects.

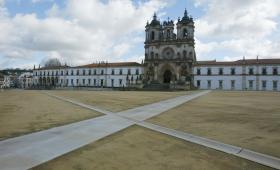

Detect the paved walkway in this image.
[1,90,280,170]
[0,115,134,170]
[0,91,210,170]
[138,122,280,169]
[116,90,210,121]
[46,90,280,169]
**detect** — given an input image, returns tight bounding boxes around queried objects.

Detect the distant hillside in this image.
[0,69,32,76]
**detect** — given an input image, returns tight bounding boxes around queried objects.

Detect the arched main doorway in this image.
[163,70,172,83]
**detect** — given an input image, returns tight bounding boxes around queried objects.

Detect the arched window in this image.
[167,30,170,39]
[150,52,154,59]
[183,29,188,38]
[183,50,187,58]
[189,52,193,58]
[177,52,181,58]
[151,31,155,40]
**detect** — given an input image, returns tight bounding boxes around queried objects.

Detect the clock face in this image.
[162,48,174,59]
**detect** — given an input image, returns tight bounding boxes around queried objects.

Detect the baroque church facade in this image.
[144,10,196,86]
[32,9,280,91]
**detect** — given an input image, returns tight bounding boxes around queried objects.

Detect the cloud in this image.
[0,0,168,68]
[31,0,54,3]
[0,0,4,6]
[194,0,280,60]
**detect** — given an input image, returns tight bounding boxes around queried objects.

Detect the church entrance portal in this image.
[163,70,172,83]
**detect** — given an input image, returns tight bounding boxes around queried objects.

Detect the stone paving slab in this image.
[238,149,280,169]
[116,90,211,121]
[0,115,134,170]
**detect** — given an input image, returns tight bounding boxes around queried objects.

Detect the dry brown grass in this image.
[0,90,102,140]
[49,90,194,112]
[33,125,272,170]
[148,91,280,157]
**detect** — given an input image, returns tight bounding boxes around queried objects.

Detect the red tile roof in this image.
[76,62,141,68]
[35,65,70,70]
[34,62,142,70]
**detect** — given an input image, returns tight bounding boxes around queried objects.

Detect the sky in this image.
[0,0,280,69]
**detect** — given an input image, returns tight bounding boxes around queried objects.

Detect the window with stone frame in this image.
[197,80,200,87]
[183,29,188,38]
[262,80,267,89]
[189,52,193,58]
[197,68,201,75]
[273,68,278,75]
[219,68,223,75]
[207,80,211,89]
[100,79,104,86]
[151,31,155,40]
[273,81,278,90]
[111,79,114,87]
[249,68,254,75]
[249,80,254,89]
[183,50,187,58]
[262,68,267,75]
[219,80,223,89]
[231,68,236,75]
[207,68,212,75]
[231,80,235,90]
[167,29,171,39]
[150,52,154,59]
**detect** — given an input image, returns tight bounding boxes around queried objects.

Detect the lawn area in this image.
[33,125,272,170]
[49,90,194,112]
[148,91,280,157]
[0,90,102,140]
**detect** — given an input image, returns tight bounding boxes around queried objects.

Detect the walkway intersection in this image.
[0,90,279,170]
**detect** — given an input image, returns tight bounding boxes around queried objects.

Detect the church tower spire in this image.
[144,9,196,86]
[184,8,188,17]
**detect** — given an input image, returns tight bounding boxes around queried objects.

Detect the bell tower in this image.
[144,9,196,89]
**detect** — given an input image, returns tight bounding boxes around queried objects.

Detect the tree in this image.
[44,58,62,67]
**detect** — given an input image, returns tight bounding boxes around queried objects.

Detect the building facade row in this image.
[193,59,280,91]
[33,62,144,88]
[32,59,280,91]
[0,74,11,88]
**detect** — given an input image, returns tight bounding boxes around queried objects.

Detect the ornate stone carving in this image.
[162,47,175,59]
